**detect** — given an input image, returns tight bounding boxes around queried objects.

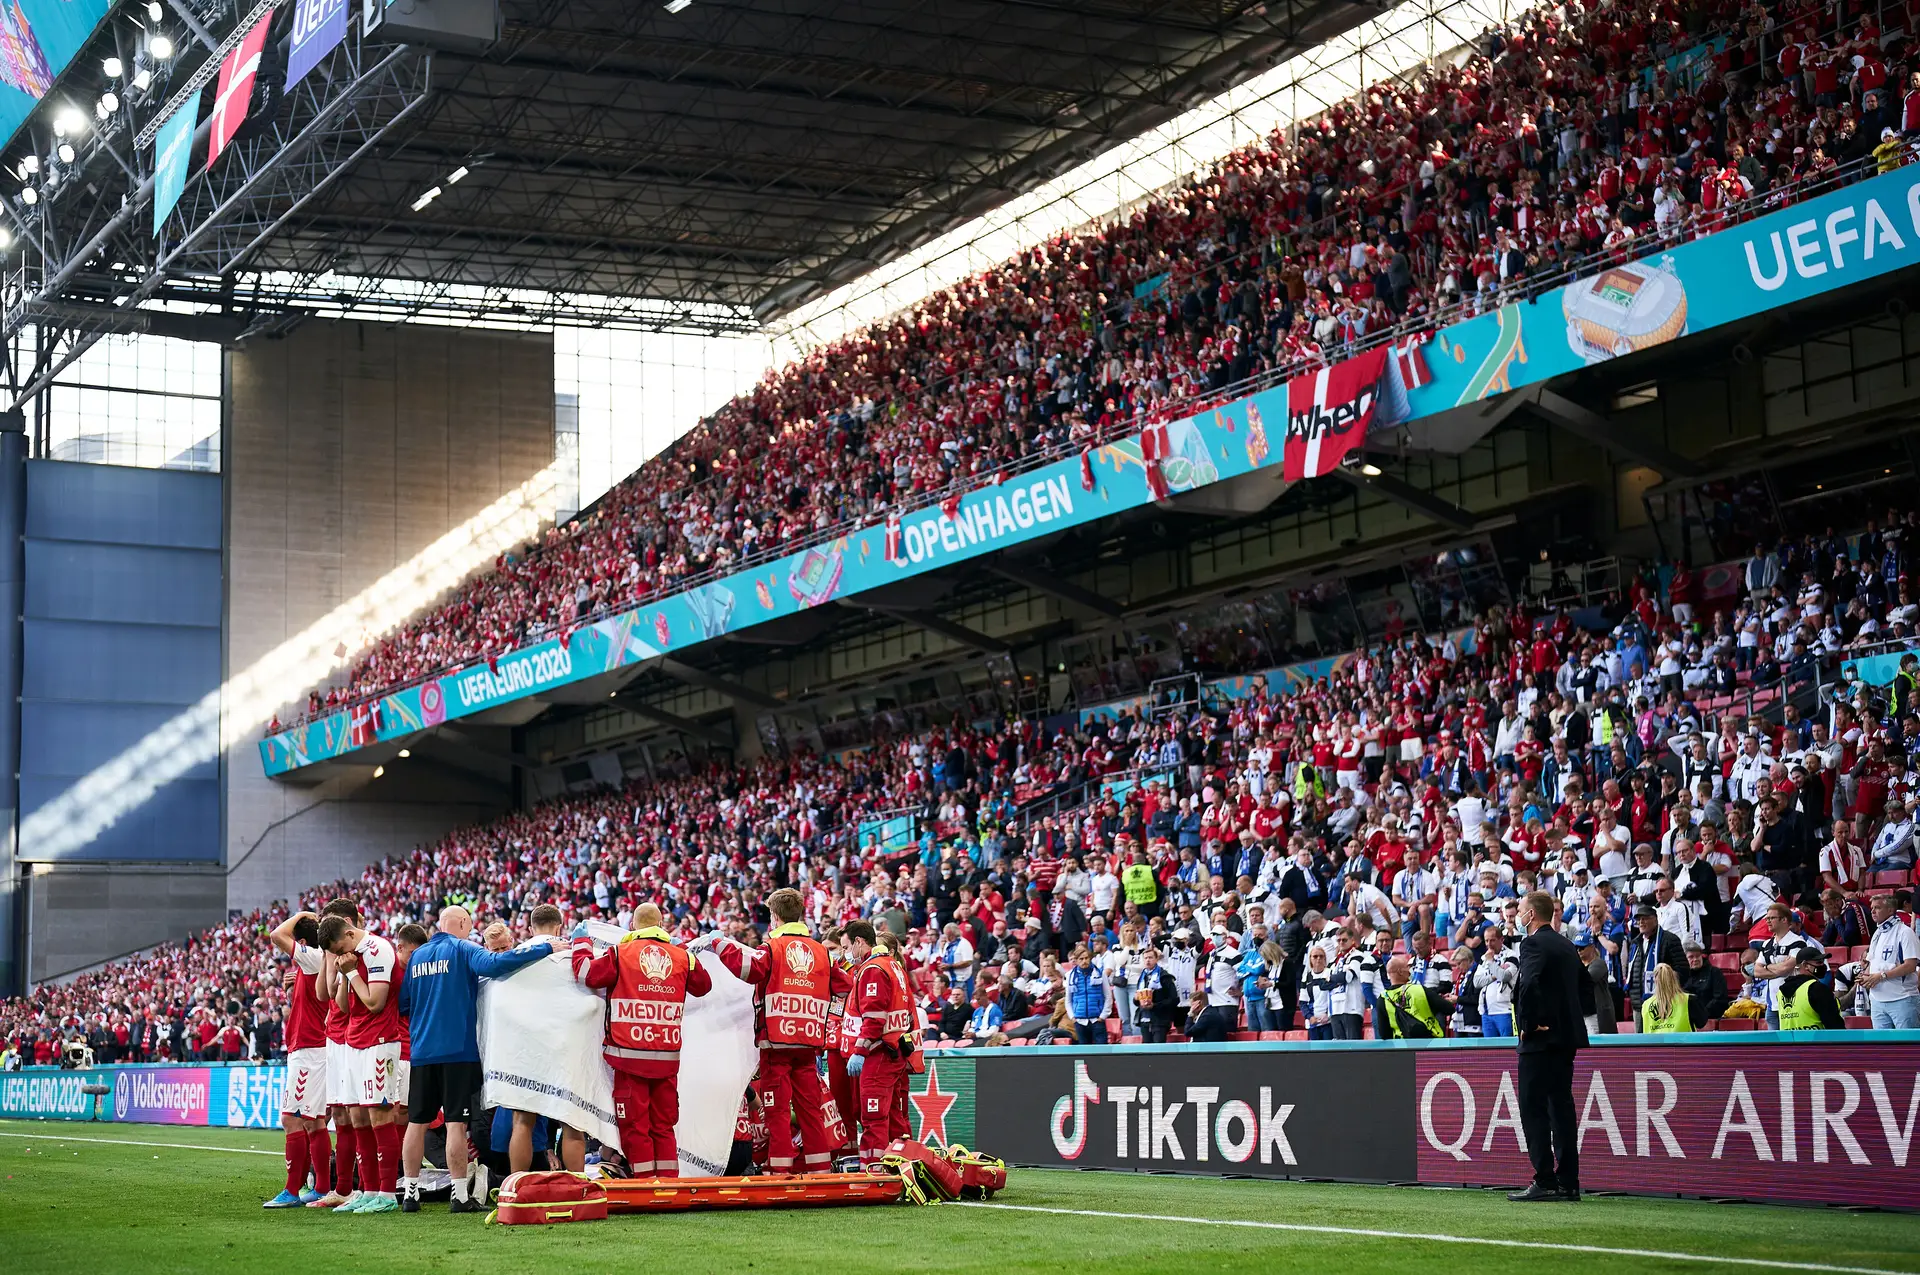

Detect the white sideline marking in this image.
[0,1131,278,1156]
[959,1202,1912,1275]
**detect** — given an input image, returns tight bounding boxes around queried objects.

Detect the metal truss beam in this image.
[1326,465,1477,531]
[845,601,1012,654]
[613,693,734,747]
[988,559,1126,618]
[5,31,434,407]
[1525,388,1704,480]
[653,657,781,710]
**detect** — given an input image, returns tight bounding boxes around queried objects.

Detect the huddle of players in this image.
[262,888,922,1213]
[264,897,440,1214]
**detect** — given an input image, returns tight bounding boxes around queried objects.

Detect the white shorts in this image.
[325,1040,350,1108]
[341,1041,406,1107]
[1400,738,1424,762]
[282,1047,329,1118]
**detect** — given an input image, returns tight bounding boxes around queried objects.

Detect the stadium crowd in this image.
[289,0,1920,726]
[12,500,1920,1070]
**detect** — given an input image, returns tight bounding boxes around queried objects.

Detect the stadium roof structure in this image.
[1,0,1381,401]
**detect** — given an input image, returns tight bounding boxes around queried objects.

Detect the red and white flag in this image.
[1392,332,1433,391]
[940,491,963,520]
[883,510,903,563]
[207,11,273,170]
[1079,447,1096,493]
[1280,346,1391,483]
[1138,423,1171,501]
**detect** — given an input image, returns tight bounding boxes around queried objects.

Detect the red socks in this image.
[335,1122,357,1193]
[307,1128,332,1194]
[373,1120,402,1194]
[284,1130,310,1194]
[356,1124,381,1197]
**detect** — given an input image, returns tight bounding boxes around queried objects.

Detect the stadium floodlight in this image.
[0,227,12,249]
[397,748,410,757]
[55,106,88,136]
[664,0,692,11]
[1358,463,1382,477]
[146,1,162,19]
[20,186,36,205]
[56,141,75,163]
[19,154,37,175]
[372,765,385,778]
[103,56,123,78]
[102,92,119,113]
[150,33,173,60]
[410,185,441,211]
[132,67,152,90]
[446,165,468,184]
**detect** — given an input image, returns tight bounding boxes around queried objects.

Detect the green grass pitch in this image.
[1,1118,1916,1273]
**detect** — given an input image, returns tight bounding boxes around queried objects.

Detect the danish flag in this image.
[1392,332,1434,391]
[1078,446,1095,492]
[1280,346,1390,483]
[207,12,273,170]
[883,510,903,564]
[1137,422,1171,501]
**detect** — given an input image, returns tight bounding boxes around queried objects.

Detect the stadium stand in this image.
[288,0,1920,725]
[12,490,1920,1063]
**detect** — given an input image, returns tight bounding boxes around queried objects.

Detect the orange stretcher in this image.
[599,1172,908,1213]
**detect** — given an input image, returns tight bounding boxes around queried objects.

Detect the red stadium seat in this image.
[1713,1018,1760,1031]
[1843,1016,1871,1030]
[1229,1032,1259,1042]
[1258,1031,1285,1041]
[1284,1030,1309,1041]
[1709,952,1740,972]
[1870,869,1911,888]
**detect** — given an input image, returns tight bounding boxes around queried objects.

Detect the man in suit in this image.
[1511,890,1590,1202]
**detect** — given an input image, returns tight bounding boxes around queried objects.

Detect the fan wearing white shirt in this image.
[1860,894,1920,1029]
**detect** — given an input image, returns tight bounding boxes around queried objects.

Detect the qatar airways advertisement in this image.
[1415,1042,1920,1210]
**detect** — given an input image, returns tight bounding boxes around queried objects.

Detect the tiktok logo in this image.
[1049,1060,1102,1158]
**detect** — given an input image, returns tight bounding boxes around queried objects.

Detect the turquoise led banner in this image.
[263,161,1920,775]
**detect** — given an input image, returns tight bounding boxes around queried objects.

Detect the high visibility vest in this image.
[762,926,832,1049]
[606,931,695,1066]
[1382,984,1441,1039]
[852,953,913,1052]
[1779,980,1824,1031]
[1640,992,1692,1033]
[1122,864,1158,905]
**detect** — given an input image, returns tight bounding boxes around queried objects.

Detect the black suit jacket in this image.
[1515,926,1591,1054]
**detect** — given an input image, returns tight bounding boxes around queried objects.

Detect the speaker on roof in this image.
[362,0,499,54]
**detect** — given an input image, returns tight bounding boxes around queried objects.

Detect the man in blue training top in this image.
[396,905,552,1213]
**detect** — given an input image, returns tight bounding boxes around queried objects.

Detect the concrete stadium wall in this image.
[221,320,553,913]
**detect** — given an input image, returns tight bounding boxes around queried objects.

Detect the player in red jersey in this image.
[308,898,361,1209]
[264,911,332,1208]
[318,912,409,1213]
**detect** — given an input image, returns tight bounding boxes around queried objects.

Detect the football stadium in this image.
[1,0,1919,1268]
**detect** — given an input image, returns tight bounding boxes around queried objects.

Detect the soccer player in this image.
[318,912,408,1213]
[264,911,331,1208]
[308,898,361,1209]
[571,902,711,1177]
